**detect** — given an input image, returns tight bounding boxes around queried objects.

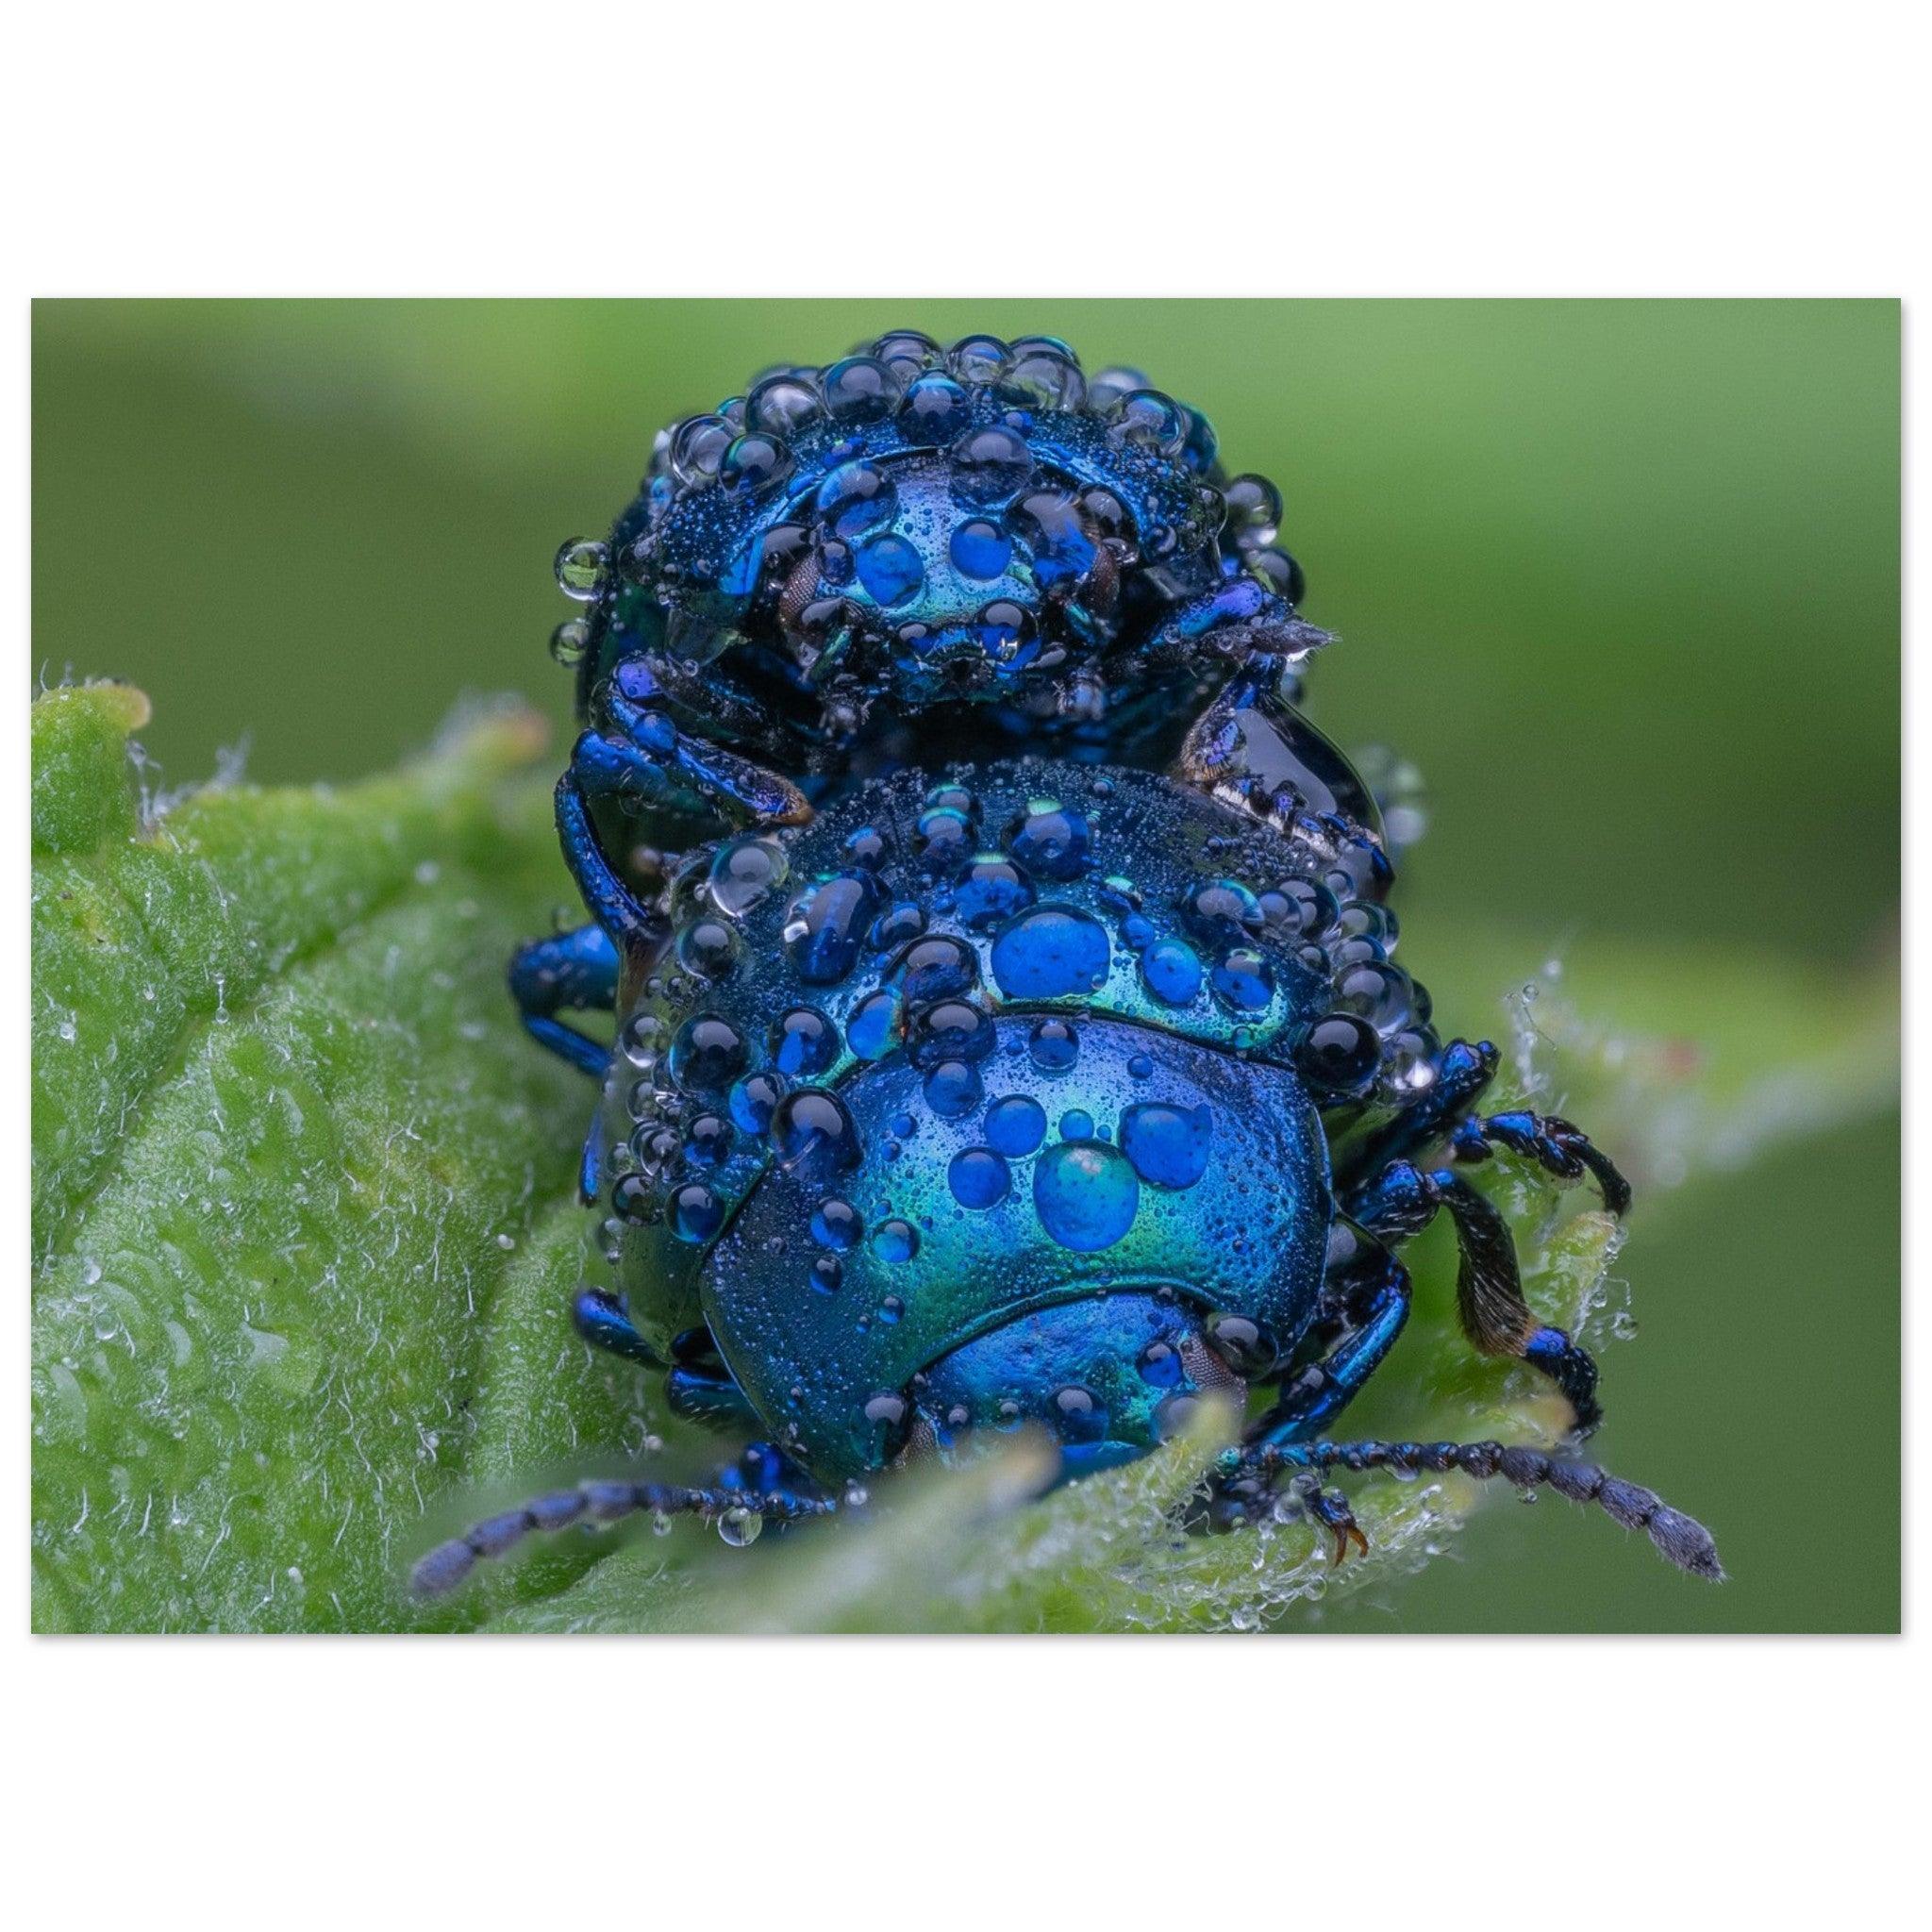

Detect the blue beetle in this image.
[414,332,1720,1596]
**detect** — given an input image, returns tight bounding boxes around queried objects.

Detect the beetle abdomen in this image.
[702,1012,1329,1479]
[587,758,1439,1386]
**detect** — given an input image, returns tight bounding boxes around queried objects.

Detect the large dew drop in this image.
[1033,1141,1140,1252]
[990,906,1110,999]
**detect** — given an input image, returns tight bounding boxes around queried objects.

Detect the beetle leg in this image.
[1450,1108,1632,1215]
[594,689,813,832]
[1338,1040,1632,1216]
[1246,1224,1413,1449]
[1347,1158,1604,1433]
[572,1287,664,1368]
[666,1361,760,1426]
[556,761,665,949]
[508,922,618,1080]
[1222,1439,1723,1581]
[1205,1228,1409,1551]
[408,1457,838,1600]
[1336,1038,1499,1186]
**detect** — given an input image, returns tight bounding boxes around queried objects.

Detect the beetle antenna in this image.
[409,1479,835,1599]
[1236,1439,1724,1580]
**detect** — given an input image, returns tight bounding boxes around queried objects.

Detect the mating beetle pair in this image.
[414,330,1721,1597]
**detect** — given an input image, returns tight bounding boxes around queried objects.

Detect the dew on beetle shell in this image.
[1033,1140,1139,1252]
[771,1006,839,1078]
[709,837,789,918]
[872,1219,920,1264]
[948,1146,1011,1210]
[771,1089,862,1183]
[785,872,880,985]
[810,1197,862,1250]
[991,905,1109,999]
[923,1058,983,1119]
[1028,1016,1079,1072]
[984,1093,1046,1158]
[1140,937,1204,1007]
[554,538,608,600]
[1119,1102,1213,1190]
[847,988,901,1061]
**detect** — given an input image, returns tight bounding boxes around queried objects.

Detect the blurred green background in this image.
[31,300,1899,1631]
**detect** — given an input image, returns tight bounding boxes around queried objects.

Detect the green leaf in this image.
[30,683,656,1631]
[31,684,1896,1632]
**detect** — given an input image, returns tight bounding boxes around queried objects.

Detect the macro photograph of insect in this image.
[29,300,1898,1638]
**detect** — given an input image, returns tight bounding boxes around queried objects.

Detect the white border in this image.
[5,5,1918,1926]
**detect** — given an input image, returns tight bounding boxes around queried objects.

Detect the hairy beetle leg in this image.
[1348,1158,1604,1433]
[1224,1440,1724,1581]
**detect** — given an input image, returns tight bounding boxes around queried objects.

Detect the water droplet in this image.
[907,997,993,1069]
[1120,1102,1214,1189]
[1050,1384,1107,1442]
[948,1146,1011,1210]
[953,856,1035,929]
[771,1089,862,1183]
[990,905,1110,998]
[554,538,608,600]
[1210,946,1275,1014]
[771,1007,839,1077]
[872,1220,920,1264]
[785,872,881,984]
[923,1058,983,1119]
[676,915,741,980]
[892,933,978,1004]
[815,458,896,539]
[810,1197,862,1251]
[717,1505,763,1547]
[1140,938,1203,1007]
[1138,1341,1183,1388]
[719,431,791,494]
[1105,389,1189,456]
[549,618,590,666]
[823,355,896,422]
[1059,1108,1095,1141]
[709,837,789,917]
[809,1255,844,1295]
[746,373,824,439]
[1206,1313,1277,1377]
[984,1093,1046,1158]
[900,370,973,440]
[1033,1141,1140,1252]
[727,1070,787,1136]
[668,1182,723,1245]
[670,414,732,486]
[949,424,1033,506]
[949,518,1013,580]
[667,1014,750,1093]
[1028,1017,1079,1072]
[856,532,924,607]
[847,988,901,1061]
[1185,879,1264,946]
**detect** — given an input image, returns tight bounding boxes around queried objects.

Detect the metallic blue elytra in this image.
[422,332,1725,1601]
